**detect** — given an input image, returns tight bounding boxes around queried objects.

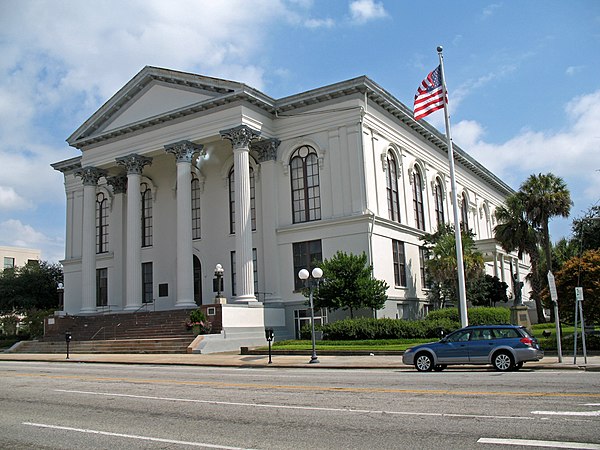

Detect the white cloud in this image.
[0,219,65,263]
[349,0,388,24]
[453,89,600,237]
[305,18,335,28]
[0,186,32,210]
[566,65,584,76]
[482,3,502,19]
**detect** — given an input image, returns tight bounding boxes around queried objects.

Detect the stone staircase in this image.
[10,309,208,354]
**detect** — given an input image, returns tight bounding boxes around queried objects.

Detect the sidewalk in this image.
[1,352,599,371]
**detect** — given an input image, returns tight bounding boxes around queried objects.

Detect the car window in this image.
[496,328,519,339]
[472,329,494,340]
[447,330,471,342]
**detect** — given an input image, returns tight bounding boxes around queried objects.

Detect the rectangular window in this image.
[292,240,322,291]
[141,184,153,247]
[96,268,108,307]
[191,178,201,240]
[3,257,15,269]
[230,249,258,297]
[419,246,430,289]
[142,262,153,303]
[392,239,407,287]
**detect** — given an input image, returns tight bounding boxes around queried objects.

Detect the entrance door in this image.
[193,255,202,306]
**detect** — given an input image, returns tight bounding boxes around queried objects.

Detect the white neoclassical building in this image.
[52,66,531,344]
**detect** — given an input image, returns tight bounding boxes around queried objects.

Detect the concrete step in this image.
[12,337,196,354]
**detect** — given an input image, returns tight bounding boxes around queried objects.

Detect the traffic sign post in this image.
[547,272,562,363]
[573,287,587,364]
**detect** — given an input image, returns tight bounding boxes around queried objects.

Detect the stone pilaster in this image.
[220,125,261,303]
[165,141,204,308]
[116,154,152,310]
[74,166,107,313]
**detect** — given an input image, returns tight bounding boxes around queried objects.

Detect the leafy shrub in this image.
[321,317,454,341]
[425,307,510,325]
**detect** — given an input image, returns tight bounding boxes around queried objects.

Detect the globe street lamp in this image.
[298,267,323,364]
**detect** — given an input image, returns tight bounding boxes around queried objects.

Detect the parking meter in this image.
[65,331,72,359]
[265,328,274,364]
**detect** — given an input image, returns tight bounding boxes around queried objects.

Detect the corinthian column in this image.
[74,166,107,313]
[220,125,261,303]
[116,154,152,310]
[165,140,204,308]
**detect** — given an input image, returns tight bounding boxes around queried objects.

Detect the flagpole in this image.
[437,46,469,328]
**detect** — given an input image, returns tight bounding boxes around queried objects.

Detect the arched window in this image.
[386,152,400,222]
[141,182,153,247]
[229,166,256,234]
[412,168,425,231]
[461,192,469,233]
[96,192,108,254]
[434,178,445,228]
[191,177,201,240]
[290,145,321,223]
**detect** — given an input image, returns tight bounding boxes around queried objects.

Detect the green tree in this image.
[421,224,484,308]
[495,192,545,322]
[519,173,572,274]
[572,205,600,252]
[542,249,600,325]
[312,251,388,318]
[0,261,63,313]
[469,275,509,307]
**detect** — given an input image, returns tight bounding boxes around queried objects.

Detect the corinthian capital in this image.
[220,125,261,150]
[106,174,128,194]
[74,166,107,186]
[252,138,281,162]
[116,154,152,175]
[164,140,205,163]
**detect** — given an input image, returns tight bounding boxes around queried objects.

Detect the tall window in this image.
[230,249,258,296]
[461,192,469,232]
[292,240,322,291]
[229,166,256,234]
[290,145,321,223]
[96,268,108,307]
[142,262,153,303]
[141,182,153,247]
[191,177,201,239]
[434,178,445,228]
[419,246,430,290]
[412,169,425,230]
[96,192,109,254]
[392,239,407,287]
[386,151,401,222]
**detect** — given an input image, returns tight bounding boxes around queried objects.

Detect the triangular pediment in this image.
[101,81,218,132]
[68,66,256,146]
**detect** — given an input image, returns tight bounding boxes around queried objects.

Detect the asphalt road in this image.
[0,361,599,449]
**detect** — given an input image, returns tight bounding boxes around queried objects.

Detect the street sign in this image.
[575,287,584,303]
[547,271,558,303]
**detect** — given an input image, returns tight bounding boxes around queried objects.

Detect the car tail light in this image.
[520,337,534,347]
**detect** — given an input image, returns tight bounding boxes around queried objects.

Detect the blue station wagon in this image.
[402,325,544,372]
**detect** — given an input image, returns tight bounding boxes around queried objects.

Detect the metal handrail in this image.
[90,326,105,340]
[134,300,155,325]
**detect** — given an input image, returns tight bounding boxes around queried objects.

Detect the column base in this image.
[175,300,198,309]
[79,307,97,314]
[233,294,258,304]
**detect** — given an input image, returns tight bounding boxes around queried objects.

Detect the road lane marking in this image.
[22,422,257,449]
[478,437,600,449]
[56,389,534,421]
[0,370,597,398]
[532,410,600,417]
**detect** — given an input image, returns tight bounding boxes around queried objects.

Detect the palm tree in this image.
[519,173,572,273]
[494,193,546,322]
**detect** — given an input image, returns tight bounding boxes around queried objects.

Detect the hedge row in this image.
[320,307,511,341]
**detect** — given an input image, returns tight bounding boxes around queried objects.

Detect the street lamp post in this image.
[298,267,323,364]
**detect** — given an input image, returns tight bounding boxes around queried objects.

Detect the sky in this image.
[0,0,599,264]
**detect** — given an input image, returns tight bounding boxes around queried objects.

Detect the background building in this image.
[52,67,531,343]
[0,246,40,270]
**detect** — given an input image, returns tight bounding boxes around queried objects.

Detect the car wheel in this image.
[433,364,447,372]
[415,352,434,372]
[512,362,524,371]
[492,351,514,372]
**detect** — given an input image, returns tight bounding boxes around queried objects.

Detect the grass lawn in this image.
[261,323,584,352]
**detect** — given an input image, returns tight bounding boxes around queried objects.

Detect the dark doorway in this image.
[193,255,202,305]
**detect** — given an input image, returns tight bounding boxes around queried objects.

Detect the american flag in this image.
[413,65,446,121]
